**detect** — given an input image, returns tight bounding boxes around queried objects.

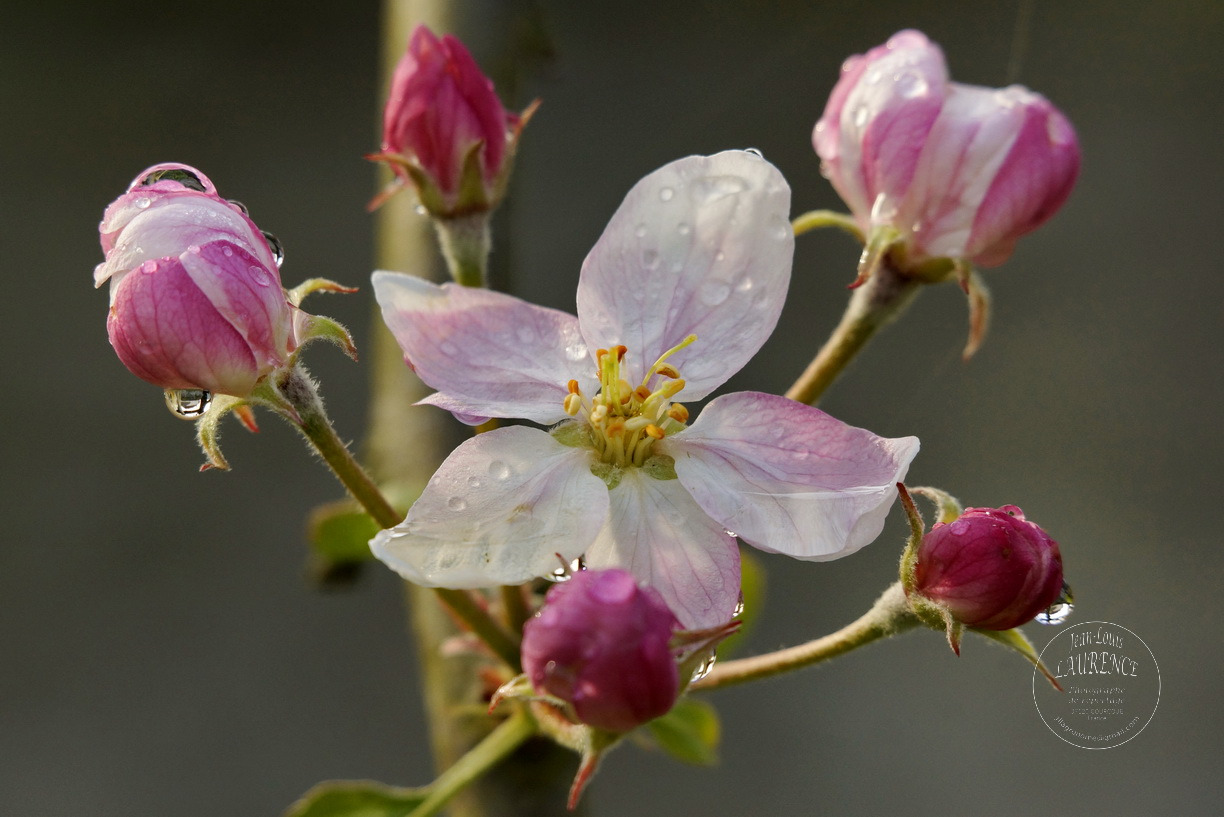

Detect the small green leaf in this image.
[284,780,429,817]
[309,501,380,563]
[646,697,721,766]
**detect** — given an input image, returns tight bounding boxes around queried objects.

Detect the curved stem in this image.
[407,709,537,817]
[792,209,863,242]
[785,261,922,406]
[277,364,522,670]
[691,583,918,690]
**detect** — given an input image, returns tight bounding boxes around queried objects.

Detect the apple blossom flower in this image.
[814,29,1080,270]
[522,569,680,733]
[912,505,1064,630]
[95,163,296,398]
[371,24,527,217]
[370,151,919,627]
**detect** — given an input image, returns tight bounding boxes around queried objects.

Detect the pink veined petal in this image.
[372,271,596,425]
[661,392,920,561]
[575,150,793,400]
[820,30,948,230]
[964,91,1080,267]
[370,426,609,587]
[901,83,1029,262]
[584,470,740,629]
[179,241,294,369]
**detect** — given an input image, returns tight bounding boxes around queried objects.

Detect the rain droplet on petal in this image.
[852,106,869,128]
[261,231,284,267]
[677,222,691,236]
[659,187,675,202]
[134,197,152,210]
[732,592,746,617]
[1034,581,1075,625]
[894,69,929,99]
[137,167,206,191]
[635,223,648,238]
[690,652,717,683]
[699,282,730,306]
[447,496,467,512]
[140,259,158,273]
[488,460,511,481]
[743,147,763,158]
[228,199,249,215]
[164,389,212,419]
[642,249,660,270]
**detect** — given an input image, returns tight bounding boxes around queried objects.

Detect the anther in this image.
[614,345,627,361]
[644,424,665,440]
[567,379,580,394]
[634,385,652,402]
[564,393,582,416]
[590,404,608,424]
[655,364,680,379]
[667,403,689,423]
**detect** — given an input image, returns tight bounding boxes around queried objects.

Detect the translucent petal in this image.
[576,151,793,399]
[663,392,920,560]
[371,426,609,586]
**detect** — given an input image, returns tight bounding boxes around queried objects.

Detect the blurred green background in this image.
[3,0,1221,814]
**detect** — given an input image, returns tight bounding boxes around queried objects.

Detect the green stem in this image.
[785,261,922,406]
[691,583,918,690]
[277,364,521,670]
[501,584,531,636]
[407,710,537,817]
[434,212,492,287]
[792,209,864,241]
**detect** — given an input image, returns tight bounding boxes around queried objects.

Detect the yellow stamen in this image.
[563,393,582,416]
[655,364,680,379]
[644,424,665,440]
[567,379,580,394]
[667,403,689,423]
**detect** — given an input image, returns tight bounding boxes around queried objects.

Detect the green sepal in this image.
[293,313,358,362]
[641,453,677,481]
[907,485,964,525]
[453,139,493,217]
[287,278,359,307]
[973,626,1063,691]
[550,421,592,448]
[644,696,721,766]
[284,779,428,817]
[962,266,991,360]
[194,393,257,471]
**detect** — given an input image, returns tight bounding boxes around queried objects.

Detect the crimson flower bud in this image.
[95,163,296,398]
[522,569,680,733]
[375,25,524,217]
[913,505,1064,630]
[814,30,1080,269]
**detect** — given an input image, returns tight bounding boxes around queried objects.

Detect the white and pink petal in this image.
[584,470,740,629]
[575,151,793,400]
[662,392,919,561]
[372,272,595,425]
[371,426,609,587]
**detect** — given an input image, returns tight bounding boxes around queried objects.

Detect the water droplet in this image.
[732,593,746,617]
[261,231,284,267]
[743,147,763,158]
[137,167,206,191]
[1035,581,1075,625]
[642,249,660,270]
[714,251,726,263]
[635,223,648,238]
[467,475,484,489]
[690,652,717,683]
[677,222,691,236]
[852,106,869,128]
[140,259,158,273]
[228,199,249,215]
[488,460,511,481]
[659,187,675,202]
[723,529,739,539]
[894,69,929,99]
[222,246,234,258]
[699,281,730,306]
[414,205,427,216]
[248,265,271,286]
[864,69,883,85]
[545,556,585,583]
[735,277,754,293]
[447,496,467,512]
[187,244,201,255]
[164,389,212,419]
[134,196,151,210]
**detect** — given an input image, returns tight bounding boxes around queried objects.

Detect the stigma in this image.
[563,336,695,466]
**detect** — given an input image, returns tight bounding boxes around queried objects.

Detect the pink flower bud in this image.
[378,25,520,214]
[96,164,296,397]
[814,30,1080,268]
[913,505,1064,630]
[522,569,680,733]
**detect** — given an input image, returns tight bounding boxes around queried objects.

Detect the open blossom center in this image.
[563,335,696,467]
